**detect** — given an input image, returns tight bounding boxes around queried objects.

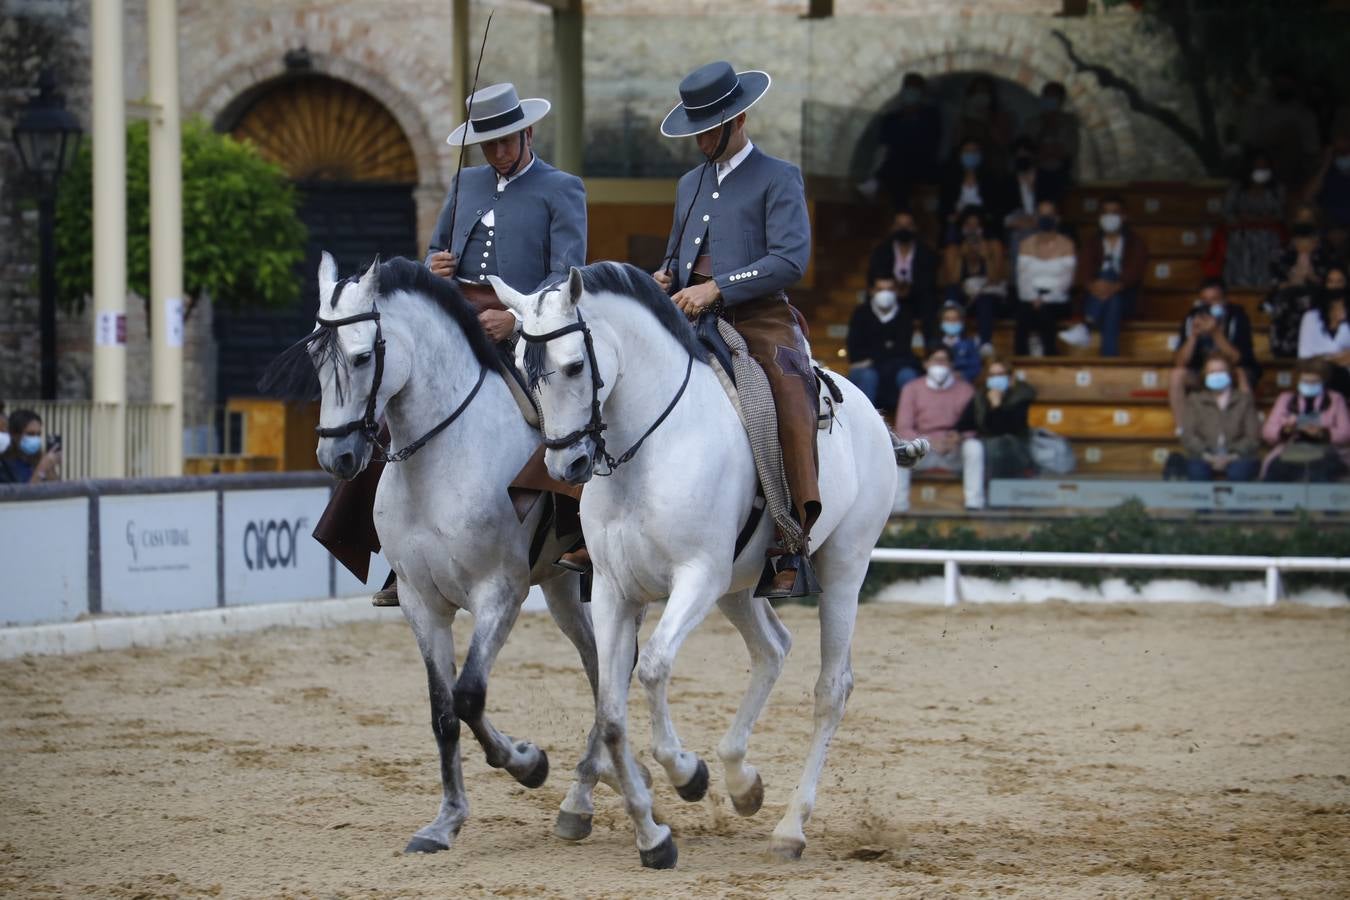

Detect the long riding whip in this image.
[435,10,495,257]
[660,114,733,296]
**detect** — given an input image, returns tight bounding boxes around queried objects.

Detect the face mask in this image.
[1204,371,1232,392]
[960,151,982,170]
[893,228,916,244]
[1251,168,1273,184]
[941,321,964,336]
[899,87,922,106]
[926,364,951,386]
[1336,155,1350,174]
[986,374,1010,393]
[1298,381,1324,398]
[1040,96,1061,113]
[1292,223,1317,238]
[1099,213,1123,233]
[871,289,898,311]
[1210,303,1226,319]
[1037,216,1057,232]
[19,435,42,456]
[0,432,9,455]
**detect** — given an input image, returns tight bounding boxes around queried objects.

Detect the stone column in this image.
[91,0,126,477]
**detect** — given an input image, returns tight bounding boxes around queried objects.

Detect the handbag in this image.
[1030,428,1075,475]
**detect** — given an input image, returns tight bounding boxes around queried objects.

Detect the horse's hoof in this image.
[516,749,549,789]
[554,810,593,842]
[674,758,709,803]
[639,833,678,869]
[770,836,806,861]
[404,836,450,854]
[730,772,764,817]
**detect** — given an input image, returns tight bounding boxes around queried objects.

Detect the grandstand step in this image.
[1133,224,1213,258]
[1070,439,1179,475]
[990,322,1271,359]
[1143,257,1207,291]
[906,477,969,513]
[1014,358,1293,402]
[1065,183,1226,224]
[1029,401,1175,439]
[1135,289,1267,323]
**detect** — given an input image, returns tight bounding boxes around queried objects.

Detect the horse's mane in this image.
[258,256,500,400]
[578,262,708,364]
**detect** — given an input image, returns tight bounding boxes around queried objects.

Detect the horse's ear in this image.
[361,255,381,293]
[487,275,526,314]
[318,251,337,301]
[566,266,584,307]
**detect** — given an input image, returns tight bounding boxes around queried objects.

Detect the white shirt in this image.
[716,140,754,184]
[1298,308,1350,358]
[481,152,537,228]
[958,180,983,210]
[1101,235,1124,274]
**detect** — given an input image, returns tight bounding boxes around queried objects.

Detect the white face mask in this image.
[1251,168,1273,184]
[0,432,9,455]
[871,289,898,312]
[926,364,951,387]
[1099,213,1123,233]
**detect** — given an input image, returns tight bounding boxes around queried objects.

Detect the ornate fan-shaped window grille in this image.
[231,76,418,184]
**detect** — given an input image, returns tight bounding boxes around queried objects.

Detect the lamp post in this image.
[13,69,84,400]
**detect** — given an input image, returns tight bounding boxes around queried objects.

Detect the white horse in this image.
[491,263,900,867]
[280,254,606,855]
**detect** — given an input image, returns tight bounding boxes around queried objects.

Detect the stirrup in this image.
[755,552,822,600]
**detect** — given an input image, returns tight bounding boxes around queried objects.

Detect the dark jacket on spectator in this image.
[1074,228,1150,292]
[1178,303,1263,383]
[846,302,919,371]
[867,240,940,342]
[956,381,1037,437]
[938,164,1002,225]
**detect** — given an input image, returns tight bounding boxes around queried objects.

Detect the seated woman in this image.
[955,357,1037,482]
[1223,151,1288,289]
[1014,199,1076,356]
[1,409,61,484]
[1180,353,1262,482]
[1260,359,1350,482]
[1297,281,1350,398]
[941,206,1007,350]
[1265,206,1335,358]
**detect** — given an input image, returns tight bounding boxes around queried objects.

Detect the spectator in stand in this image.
[1022,81,1079,205]
[939,138,1001,235]
[0,411,13,484]
[1180,353,1262,482]
[941,206,1007,350]
[1014,198,1076,356]
[1241,68,1321,191]
[1060,194,1149,357]
[866,72,943,211]
[935,299,982,383]
[1266,205,1336,358]
[846,276,922,412]
[999,137,1045,272]
[1303,133,1350,230]
[1297,281,1350,399]
[954,75,1014,176]
[1169,279,1261,430]
[955,357,1038,483]
[1260,358,1350,482]
[893,346,981,511]
[1,409,61,484]
[868,209,940,345]
[1223,151,1288,288]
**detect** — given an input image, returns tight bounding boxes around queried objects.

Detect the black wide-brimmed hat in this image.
[660,61,771,138]
[446,83,551,147]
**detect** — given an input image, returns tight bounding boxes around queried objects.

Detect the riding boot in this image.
[371,570,399,607]
[555,545,591,573]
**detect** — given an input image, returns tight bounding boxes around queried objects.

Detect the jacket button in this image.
[686,262,692,269]
[702,214,710,222]
[694,236,701,245]
[712,191,720,199]
[475,209,483,216]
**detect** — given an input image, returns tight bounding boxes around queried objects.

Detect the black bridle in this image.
[311,307,488,464]
[520,310,692,476]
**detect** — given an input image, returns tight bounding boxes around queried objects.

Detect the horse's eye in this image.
[562,361,584,378]
[353,352,372,368]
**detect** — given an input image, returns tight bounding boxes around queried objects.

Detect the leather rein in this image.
[520,310,693,476]
[312,306,488,464]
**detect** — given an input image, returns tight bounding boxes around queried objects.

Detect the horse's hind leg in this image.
[400,589,468,853]
[714,590,791,817]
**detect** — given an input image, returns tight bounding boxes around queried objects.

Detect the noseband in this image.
[520,310,692,475]
[311,306,487,464]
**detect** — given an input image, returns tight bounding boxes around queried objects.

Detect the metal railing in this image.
[869,548,1350,607]
[7,400,177,479]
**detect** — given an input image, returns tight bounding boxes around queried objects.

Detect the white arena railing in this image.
[8,400,175,479]
[869,548,1350,607]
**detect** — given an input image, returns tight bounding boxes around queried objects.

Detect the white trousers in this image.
[892,437,986,513]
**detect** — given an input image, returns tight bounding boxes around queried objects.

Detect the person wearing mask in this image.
[1022,81,1079,204]
[1180,354,1262,482]
[954,75,1014,175]
[1169,279,1261,429]
[1014,199,1076,356]
[1061,194,1149,356]
[1260,358,1350,482]
[1222,152,1288,288]
[998,137,1044,273]
[893,346,981,511]
[1240,68,1321,191]
[1303,133,1350,230]
[868,210,940,345]
[1297,283,1350,399]
[866,72,943,210]
[955,357,1038,484]
[846,276,921,411]
[1265,206,1335,358]
[939,138,1000,230]
[0,411,13,484]
[935,300,982,384]
[941,206,1007,350]
[2,409,61,484]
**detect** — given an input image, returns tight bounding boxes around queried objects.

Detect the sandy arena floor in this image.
[2,601,1348,898]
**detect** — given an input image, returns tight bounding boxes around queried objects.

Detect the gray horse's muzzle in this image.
[318,432,373,481]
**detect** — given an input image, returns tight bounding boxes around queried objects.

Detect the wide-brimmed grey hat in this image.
[660,61,771,138]
[446,83,550,147]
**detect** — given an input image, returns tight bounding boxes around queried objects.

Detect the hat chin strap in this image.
[502,132,529,179]
[705,120,734,164]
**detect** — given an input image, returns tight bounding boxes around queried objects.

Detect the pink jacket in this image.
[896,376,976,443]
[1260,389,1350,477]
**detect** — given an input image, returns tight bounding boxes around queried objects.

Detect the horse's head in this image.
[492,267,615,485]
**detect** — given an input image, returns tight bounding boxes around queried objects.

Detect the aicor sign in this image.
[242,517,308,571]
[223,488,331,606]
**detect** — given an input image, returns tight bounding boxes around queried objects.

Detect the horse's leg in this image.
[635,570,723,802]
[538,574,612,842]
[768,539,868,860]
[592,581,675,868]
[714,590,792,817]
[399,588,468,853]
[454,585,550,788]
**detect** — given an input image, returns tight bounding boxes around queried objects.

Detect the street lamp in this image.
[12,69,84,400]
